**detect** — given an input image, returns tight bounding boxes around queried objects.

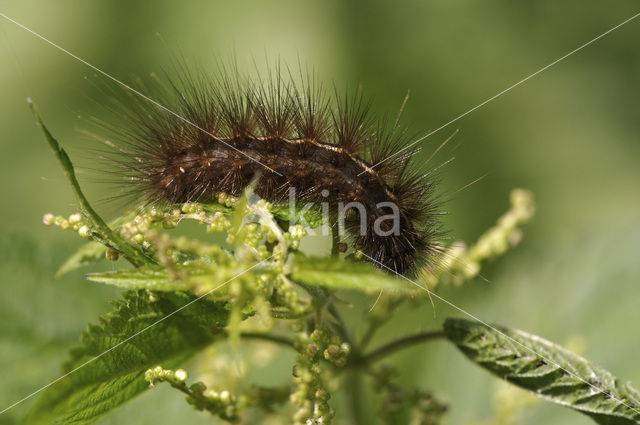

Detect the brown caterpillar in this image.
[98,66,443,276]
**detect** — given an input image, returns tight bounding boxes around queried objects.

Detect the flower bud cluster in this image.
[290,328,350,424]
[144,366,240,421]
[469,188,534,261]
[271,275,308,316]
[187,384,239,421]
[420,188,535,288]
[285,224,307,250]
[216,192,238,208]
[145,365,189,387]
[42,212,91,240]
[372,366,447,425]
[42,191,302,272]
[119,213,155,249]
[118,204,232,250]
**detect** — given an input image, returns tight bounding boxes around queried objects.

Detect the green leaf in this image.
[85,260,276,294]
[23,290,230,425]
[444,318,640,425]
[85,266,187,291]
[290,254,410,292]
[270,203,323,229]
[56,242,108,278]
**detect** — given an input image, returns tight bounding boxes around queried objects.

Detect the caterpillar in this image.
[97,65,443,276]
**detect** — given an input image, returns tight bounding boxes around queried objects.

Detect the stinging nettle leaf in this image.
[56,241,108,278]
[290,254,410,292]
[270,203,323,229]
[85,260,276,294]
[23,290,230,425]
[444,318,640,425]
[85,266,189,292]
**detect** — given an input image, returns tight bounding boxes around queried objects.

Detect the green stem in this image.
[238,332,295,348]
[327,302,353,347]
[360,297,405,350]
[270,306,315,320]
[362,330,446,364]
[30,101,155,267]
[346,370,367,425]
[359,321,381,350]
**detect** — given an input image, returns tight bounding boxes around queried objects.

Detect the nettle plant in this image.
[23,101,640,425]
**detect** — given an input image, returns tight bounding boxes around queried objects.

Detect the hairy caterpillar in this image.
[97,65,443,276]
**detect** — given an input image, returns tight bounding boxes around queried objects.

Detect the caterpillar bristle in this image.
[93,63,445,276]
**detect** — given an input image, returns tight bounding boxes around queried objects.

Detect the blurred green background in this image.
[1,1,639,424]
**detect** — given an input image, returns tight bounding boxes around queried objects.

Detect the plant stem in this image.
[346,370,367,425]
[238,332,295,348]
[359,297,405,350]
[30,101,155,267]
[327,302,353,347]
[359,321,381,350]
[362,330,446,364]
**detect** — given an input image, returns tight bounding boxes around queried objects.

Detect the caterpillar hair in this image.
[92,63,444,276]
